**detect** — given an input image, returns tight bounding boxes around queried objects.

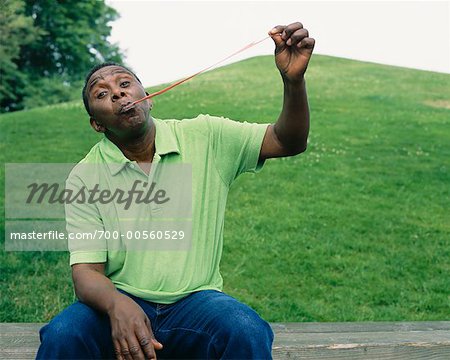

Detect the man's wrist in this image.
[282,76,306,95]
[106,291,125,315]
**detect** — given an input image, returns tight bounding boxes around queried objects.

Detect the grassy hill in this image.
[1,55,449,322]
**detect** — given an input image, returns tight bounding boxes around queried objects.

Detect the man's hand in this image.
[108,293,163,360]
[268,22,315,83]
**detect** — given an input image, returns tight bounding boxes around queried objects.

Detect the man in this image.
[37,22,314,359]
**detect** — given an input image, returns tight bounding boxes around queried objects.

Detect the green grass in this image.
[1,55,449,322]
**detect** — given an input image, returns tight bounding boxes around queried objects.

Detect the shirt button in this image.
[129,164,135,169]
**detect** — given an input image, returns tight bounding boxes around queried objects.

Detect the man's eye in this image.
[120,81,130,87]
[97,91,107,99]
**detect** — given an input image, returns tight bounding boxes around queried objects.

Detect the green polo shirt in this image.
[66,114,269,303]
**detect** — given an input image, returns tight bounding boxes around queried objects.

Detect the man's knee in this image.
[43,302,99,336]
[194,291,273,347]
[37,301,111,359]
[210,303,273,358]
[223,306,274,343]
[40,317,82,343]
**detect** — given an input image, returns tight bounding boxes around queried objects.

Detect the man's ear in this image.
[145,92,153,111]
[90,117,105,133]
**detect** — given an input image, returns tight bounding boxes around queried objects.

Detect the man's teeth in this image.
[122,104,134,112]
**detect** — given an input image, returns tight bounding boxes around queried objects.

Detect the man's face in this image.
[86,65,151,139]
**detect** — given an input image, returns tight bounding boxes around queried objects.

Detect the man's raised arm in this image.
[259,22,315,160]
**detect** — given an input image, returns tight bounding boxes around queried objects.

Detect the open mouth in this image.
[118,103,136,115]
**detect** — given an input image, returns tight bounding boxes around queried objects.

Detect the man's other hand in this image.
[269,22,315,83]
[108,293,163,360]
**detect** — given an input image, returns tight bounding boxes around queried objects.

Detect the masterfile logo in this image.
[5,163,192,251]
[26,180,170,210]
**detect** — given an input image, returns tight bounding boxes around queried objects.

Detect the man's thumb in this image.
[152,338,163,349]
[268,28,285,48]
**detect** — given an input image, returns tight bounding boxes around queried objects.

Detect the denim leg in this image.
[36,300,114,360]
[35,289,158,360]
[154,290,274,360]
[36,289,273,359]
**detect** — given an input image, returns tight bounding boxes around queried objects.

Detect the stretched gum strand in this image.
[123,35,271,112]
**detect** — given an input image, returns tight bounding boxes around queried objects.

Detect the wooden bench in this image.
[1,322,449,359]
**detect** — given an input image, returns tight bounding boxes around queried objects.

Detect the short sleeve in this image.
[65,173,107,266]
[207,115,270,186]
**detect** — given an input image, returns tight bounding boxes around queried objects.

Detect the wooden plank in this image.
[0,324,42,360]
[271,322,450,360]
[1,322,449,360]
[271,321,450,333]
[273,344,450,360]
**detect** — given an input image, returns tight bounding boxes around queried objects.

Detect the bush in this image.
[22,77,83,109]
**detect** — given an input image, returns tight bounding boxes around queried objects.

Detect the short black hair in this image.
[82,62,142,115]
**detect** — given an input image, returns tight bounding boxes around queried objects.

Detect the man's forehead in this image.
[88,66,134,85]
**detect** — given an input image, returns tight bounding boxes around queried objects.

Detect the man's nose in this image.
[111,88,126,101]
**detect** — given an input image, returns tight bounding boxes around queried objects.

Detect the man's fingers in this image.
[281,22,303,41]
[286,28,309,46]
[126,337,146,360]
[268,25,286,35]
[135,328,158,359]
[145,316,164,350]
[297,37,316,51]
[269,23,307,49]
[118,338,133,360]
[268,25,286,48]
[113,339,125,360]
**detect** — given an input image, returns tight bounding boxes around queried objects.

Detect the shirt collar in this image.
[99,117,180,176]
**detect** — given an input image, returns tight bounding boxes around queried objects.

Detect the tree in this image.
[0,0,43,112]
[0,0,123,112]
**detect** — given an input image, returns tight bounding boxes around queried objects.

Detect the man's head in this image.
[82,62,152,141]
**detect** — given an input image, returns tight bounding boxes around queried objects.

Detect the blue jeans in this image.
[36,289,274,359]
